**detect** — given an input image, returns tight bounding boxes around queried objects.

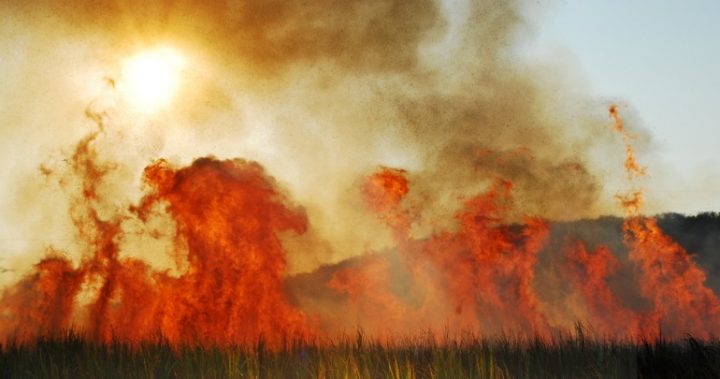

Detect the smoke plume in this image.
[1,0,717,346]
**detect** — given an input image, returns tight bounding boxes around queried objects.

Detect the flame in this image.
[552,106,720,340]
[4,0,720,352]
[608,105,720,339]
[327,171,549,338]
[624,217,720,338]
[0,121,314,347]
[1,106,719,347]
[608,105,646,180]
[564,241,646,337]
[136,157,313,346]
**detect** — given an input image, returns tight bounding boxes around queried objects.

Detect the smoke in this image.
[0,0,623,269]
[4,0,715,346]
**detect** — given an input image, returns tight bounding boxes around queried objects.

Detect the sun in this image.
[120,47,186,113]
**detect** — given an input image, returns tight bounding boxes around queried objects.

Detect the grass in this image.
[1,331,719,378]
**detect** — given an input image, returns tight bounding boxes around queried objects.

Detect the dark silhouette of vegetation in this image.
[2,330,720,378]
[657,212,720,291]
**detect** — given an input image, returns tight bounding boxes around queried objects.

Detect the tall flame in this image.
[562,106,720,339]
[1,116,314,347]
[1,106,719,347]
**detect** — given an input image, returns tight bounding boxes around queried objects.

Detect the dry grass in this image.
[2,328,719,378]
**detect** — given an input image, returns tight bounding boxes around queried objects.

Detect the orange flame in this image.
[624,217,720,339]
[565,241,647,337]
[608,105,646,180]
[1,124,315,348]
[330,172,550,338]
[608,105,720,339]
[1,106,719,347]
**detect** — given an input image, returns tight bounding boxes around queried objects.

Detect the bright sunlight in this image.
[120,47,185,113]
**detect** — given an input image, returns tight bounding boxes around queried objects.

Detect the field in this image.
[2,330,719,378]
[2,0,719,378]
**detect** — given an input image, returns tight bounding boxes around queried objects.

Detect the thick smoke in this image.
[5,0,712,346]
[0,0,620,271]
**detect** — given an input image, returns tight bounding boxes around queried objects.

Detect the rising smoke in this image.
[1,0,716,346]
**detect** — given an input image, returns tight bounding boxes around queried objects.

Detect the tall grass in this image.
[1,330,718,378]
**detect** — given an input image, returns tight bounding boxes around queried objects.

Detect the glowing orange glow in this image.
[609,105,646,180]
[565,241,647,337]
[2,105,720,348]
[0,126,315,348]
[3,0,720,357]
[608,105,720,339]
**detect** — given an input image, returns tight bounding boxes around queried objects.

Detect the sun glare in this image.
[120,47,185,113]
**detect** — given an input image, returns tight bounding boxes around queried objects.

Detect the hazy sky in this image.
[530,0,720,213]
[0,0,718,267]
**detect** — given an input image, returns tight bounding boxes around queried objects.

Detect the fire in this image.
[608,105,647,180]
[608,105,720,338]
[624,217,720,338]
[327,172,549,337]
[0,120,314,347]
[565,242,646,337]
[1,105,719,348]
[136,157,313,346]
[119,47,185,113]
[556,106,720,339]
[362,167,413,239]
[3,0,719,356]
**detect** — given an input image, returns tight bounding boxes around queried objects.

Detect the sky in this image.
[529,0,720,213]
[0,0,719,270]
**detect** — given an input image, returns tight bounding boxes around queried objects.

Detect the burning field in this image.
[1,0,719,377]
